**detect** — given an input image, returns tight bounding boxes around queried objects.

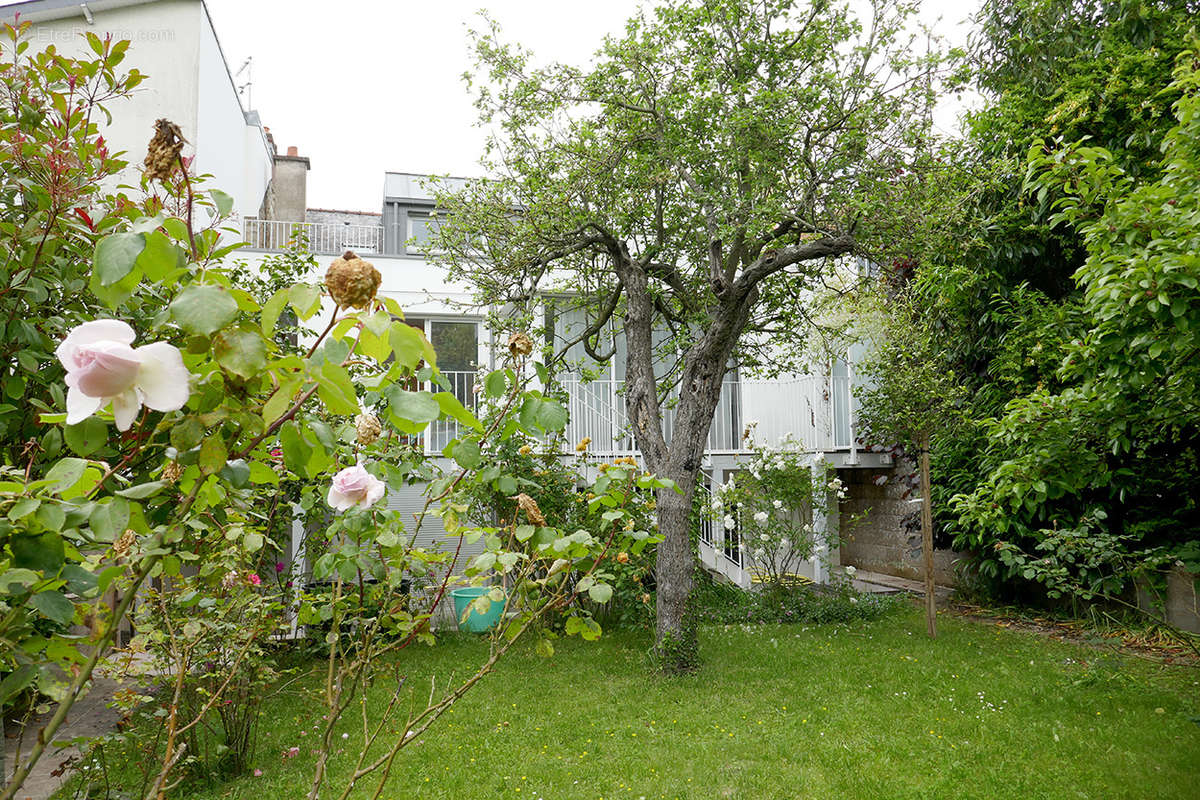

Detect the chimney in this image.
[263,144,310,223]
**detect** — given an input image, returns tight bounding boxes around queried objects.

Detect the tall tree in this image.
[435,0,940,668]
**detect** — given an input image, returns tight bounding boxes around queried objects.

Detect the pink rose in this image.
[327,464,385,511]
[56,319,190,431]
[247,573,262,586]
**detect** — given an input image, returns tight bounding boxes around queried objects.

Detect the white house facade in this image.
[237,170,895,589]
[13,0,273,220]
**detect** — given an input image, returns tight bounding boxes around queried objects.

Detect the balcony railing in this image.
[421,373,854,457]
[242,217,385,256]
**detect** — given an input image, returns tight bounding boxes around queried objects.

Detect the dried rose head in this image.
[144,119,186,182]
[507,332,533,358]
[161,461,183,484]
[355,413,382,446]
[514,492,546,526]
[326,250,381,310]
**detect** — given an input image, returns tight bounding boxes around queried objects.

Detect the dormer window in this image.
[407,211,443,254]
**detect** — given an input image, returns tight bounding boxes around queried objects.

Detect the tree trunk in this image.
[919,431,936,638]
[617,261,755,670]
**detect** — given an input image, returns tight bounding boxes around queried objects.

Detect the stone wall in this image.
[837,460,960,586]
[306,208,383,227]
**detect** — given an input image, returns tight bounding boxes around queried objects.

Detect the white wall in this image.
[195,4,270,219]
[24,1,202,192]
[23,1,270,218]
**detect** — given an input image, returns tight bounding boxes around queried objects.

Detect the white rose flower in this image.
[327,464,386,511]
[772,499,783,510]
[57,319,190,430]
[759,533,769,541]
[753,511,768,525]
[723,515,735,530]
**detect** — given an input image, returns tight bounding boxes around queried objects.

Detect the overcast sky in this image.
[15,0,979,211]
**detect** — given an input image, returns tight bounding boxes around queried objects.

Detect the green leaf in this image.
[387,388,440,432]
[89,498,130,543]
[243,531,264,552]
[317,361,360,415]
[29,591,75,626]
[219,459,251,488]
[115,481,166,500]
[262,377,302,426]
[94,232,146,286]
[64,417,108,456]
[7,497,40,521]
[213,326,268,379]
[451,439,482,470]
[262,288,289,336]
[169,417,205,452]
[209,189,234,217]
[248,460,280,485]
[587,583,613,603]
[288,284,323,319]
[198,436,228,475]
[389,322,435,371]
[0,665,38,706]
[45,458,87,495]
[434,392,482,431]
[171,285,239,335]
[10,533,65,573]
[519,397,569,433]
[280,421,311,477]
[137,231,184,281]
[484,370,508,398]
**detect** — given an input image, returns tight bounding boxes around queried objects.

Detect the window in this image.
[407,211,443,254]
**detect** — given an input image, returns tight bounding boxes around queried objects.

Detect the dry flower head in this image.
[144,118,186,182]
[326,250,382,309]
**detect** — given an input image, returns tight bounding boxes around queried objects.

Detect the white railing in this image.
[740,374,852,451]
[422,372,855,458]
[561,375,852,456]
[242,217,385,255]
[424,370,477,454]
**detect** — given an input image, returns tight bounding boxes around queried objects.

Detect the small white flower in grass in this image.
[753,511,768,525]
[57,319,190,430]
[328,464,386,511]
[723,515,735,530]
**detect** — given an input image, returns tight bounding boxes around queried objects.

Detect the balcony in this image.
[421,373,855,457]
[241,217,385,256]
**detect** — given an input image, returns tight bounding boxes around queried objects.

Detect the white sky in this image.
[204,0,981,211]
[11,0,982,211]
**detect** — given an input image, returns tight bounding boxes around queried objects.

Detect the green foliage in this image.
[0,20,143,462]
[692,571,900,626]
[949,44,1200,598]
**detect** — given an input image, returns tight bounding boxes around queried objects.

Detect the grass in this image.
[61,604,1199,800]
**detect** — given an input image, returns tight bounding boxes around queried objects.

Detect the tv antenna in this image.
[235,57,253,110]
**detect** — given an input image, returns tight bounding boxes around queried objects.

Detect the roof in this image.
[1,0,162,23]
[383,172,472,203]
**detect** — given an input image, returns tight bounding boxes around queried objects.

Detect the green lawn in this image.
[65,605,1199,799]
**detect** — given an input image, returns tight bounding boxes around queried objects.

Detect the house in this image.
[239,168,905,590]
[10,0,273,221]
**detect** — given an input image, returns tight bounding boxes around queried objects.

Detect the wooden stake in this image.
[919,430,936,638]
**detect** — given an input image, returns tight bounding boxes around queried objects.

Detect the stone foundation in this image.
[837,460,960,587]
